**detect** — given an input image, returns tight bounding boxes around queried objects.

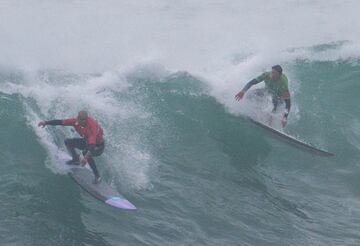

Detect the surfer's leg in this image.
[268,97,280,126]
[65,138,87,162]
[83,142,104,183]
[271,97,279,113]
[87,158,101,184]
[87,158,100,177]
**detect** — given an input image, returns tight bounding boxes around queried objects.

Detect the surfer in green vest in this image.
[235,65,291,127]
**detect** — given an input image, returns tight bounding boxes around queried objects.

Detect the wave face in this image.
[1,1,360,245]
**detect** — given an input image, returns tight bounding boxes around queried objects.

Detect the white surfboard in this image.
[246,117,334,157]
[69,166,136,210]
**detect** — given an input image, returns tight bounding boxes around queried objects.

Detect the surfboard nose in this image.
[106,197,137,210]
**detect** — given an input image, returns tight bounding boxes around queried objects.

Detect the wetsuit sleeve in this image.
[242,79,261,92]
[240,72,269,92]
[62,118,77,126]
[45,120,63,126]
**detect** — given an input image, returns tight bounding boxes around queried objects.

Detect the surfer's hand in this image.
[38,121,46,128]
[281,116,287,128]
[235,91,245,101]
[80,158,87,166]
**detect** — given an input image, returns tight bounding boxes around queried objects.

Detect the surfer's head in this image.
[271,65,282,80]
[77,110,88,126]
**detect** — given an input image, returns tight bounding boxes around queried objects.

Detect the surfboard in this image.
[69,167,136,210]
[246,117,334,157]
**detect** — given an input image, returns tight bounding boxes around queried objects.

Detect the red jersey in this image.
[62,117,104,145]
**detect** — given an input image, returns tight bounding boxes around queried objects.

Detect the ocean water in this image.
[0,1,360,245]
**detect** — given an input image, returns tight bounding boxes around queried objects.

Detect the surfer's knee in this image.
[64,138,72,147]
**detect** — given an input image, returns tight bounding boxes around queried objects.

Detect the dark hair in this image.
[272,65,283,74]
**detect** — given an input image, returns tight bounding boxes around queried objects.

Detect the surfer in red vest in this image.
[38,110,104,184]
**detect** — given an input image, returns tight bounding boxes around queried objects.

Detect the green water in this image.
[0,59,359,245]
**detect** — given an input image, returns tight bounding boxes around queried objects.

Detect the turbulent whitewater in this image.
[0,1,360,245]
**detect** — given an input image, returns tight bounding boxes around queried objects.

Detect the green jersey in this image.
[256,72,289,98]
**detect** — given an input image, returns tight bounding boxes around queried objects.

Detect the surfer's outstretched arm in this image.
[235,79,260,101]
[38,120,63,127]
[38,118,78,127]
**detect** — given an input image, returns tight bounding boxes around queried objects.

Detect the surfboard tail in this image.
[247,117,334,157]
[105,197,137,210]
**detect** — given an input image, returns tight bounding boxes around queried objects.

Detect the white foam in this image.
[0,66,158,190]
[1,1,359,115]
[24,104,70,175]
[1,0,359,73]
[1,0,359,189]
